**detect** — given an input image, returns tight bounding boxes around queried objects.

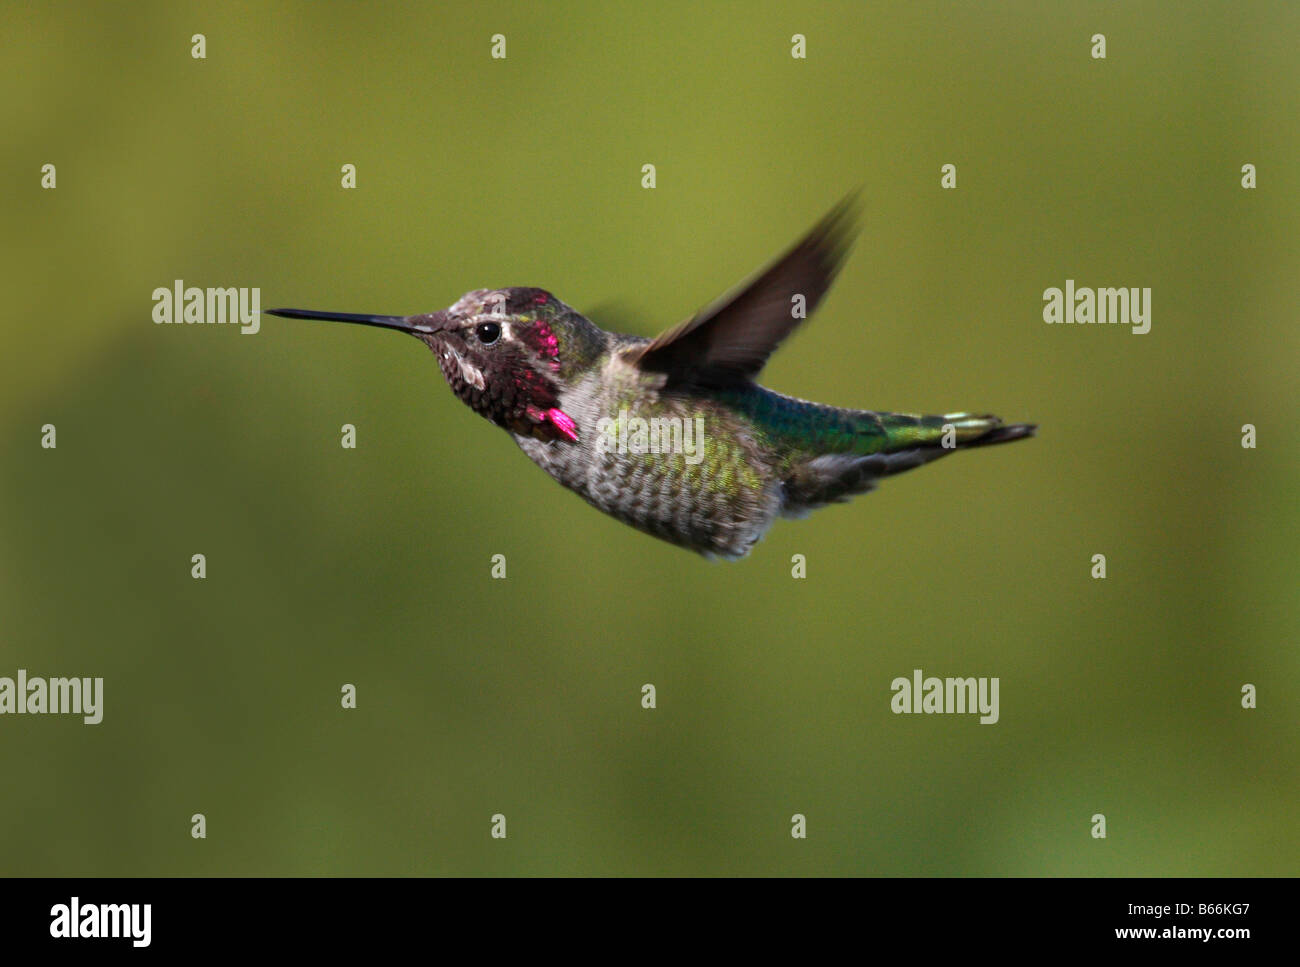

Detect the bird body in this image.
[270,198,1034,559]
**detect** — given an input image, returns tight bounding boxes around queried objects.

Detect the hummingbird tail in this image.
[881,412,1036,450]
[780,412,1035,515]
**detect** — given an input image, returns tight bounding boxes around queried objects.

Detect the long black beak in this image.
[266,307,442,335]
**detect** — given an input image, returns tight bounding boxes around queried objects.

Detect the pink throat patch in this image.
[544,408,578,442]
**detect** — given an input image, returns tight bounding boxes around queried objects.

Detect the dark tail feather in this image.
[781,414,1035,514]
[965,422,1037,448]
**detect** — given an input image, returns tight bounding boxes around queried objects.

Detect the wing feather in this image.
[631,193,860,387]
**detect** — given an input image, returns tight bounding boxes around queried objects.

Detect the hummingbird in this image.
[268,197,1034,560]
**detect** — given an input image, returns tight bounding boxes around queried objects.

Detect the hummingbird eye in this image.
[475,321,502,345]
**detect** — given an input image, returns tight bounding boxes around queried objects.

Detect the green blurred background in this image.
[2,1,1296,876]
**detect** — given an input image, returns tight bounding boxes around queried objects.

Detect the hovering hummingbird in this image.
[269,197,1034,560]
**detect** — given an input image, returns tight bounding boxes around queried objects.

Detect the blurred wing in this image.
[631,193,859,387]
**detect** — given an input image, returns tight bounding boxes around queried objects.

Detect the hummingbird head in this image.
[268,287,605,443]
